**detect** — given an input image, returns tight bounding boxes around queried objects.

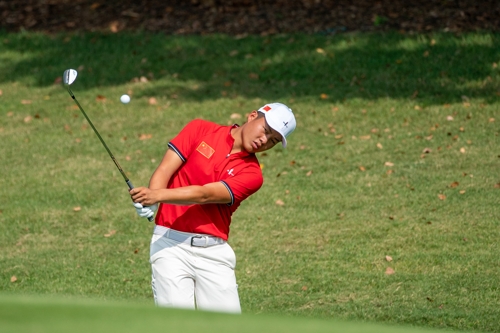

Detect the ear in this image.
[247,110,259,122]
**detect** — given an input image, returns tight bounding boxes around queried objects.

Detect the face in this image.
[242,111,283,153]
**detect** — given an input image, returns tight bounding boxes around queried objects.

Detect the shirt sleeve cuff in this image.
[168,142,186,162]
[220,180,234,206]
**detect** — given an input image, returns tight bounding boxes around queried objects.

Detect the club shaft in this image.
[65,85,154,222]
[67,88,129,183]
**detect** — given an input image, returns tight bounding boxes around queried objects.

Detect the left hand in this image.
[129,187,157,206]
[132,202,158,219]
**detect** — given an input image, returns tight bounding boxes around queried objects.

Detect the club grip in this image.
[127,180,154,222]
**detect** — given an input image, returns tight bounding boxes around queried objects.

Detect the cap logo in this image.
[283,121,289,128]
[263,105,272,111]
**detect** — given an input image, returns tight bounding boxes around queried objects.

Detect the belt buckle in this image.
[190,235,206,247]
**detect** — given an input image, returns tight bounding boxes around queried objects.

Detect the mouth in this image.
[252,141,260,150]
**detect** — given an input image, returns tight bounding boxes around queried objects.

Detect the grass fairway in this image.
[0,294,454,333]
[0,30,499,333]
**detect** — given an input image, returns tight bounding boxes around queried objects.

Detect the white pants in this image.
[150,226,241,314]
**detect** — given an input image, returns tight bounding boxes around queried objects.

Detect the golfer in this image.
[129,103,296,313]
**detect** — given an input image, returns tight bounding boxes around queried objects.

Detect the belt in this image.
[154,226,225,248]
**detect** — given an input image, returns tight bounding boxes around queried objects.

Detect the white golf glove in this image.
[132,202,158,219]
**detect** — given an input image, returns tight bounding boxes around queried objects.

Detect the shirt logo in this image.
[227,168,235,176]
[196,141,215,159]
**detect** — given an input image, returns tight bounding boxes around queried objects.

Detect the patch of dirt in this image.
[1,0,500,35]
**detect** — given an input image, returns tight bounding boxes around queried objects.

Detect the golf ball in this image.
[120,94,131,104]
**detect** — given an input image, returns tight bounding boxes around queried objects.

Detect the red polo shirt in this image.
[155,119,263,240]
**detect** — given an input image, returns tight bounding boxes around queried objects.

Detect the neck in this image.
[230,126,244,154]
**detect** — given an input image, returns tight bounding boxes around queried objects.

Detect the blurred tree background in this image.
[1,0,499,35]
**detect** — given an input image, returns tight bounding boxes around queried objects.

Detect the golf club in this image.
[62,69,154,222]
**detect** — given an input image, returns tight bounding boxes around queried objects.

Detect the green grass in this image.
[0,30,499,333]
[0,294,452,333]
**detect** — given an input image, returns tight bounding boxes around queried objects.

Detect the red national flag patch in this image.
[196,141,215,159]
[262,105,272,111]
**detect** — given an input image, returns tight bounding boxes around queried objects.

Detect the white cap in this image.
[257,102,296,148]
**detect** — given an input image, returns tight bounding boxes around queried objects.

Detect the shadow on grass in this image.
[0,30,499,105]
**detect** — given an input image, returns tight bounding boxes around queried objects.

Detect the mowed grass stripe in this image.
[0,294,452,333]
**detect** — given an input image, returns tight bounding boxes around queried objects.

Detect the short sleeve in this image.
[221,161,263,206]
[168,119,214,162]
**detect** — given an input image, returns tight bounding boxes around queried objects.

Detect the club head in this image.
[63,69,78,86]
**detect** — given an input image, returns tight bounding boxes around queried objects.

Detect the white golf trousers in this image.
[150,226,241,314]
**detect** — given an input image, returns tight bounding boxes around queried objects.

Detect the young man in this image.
[129,102,296,313]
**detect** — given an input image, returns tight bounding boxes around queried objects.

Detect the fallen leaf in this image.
[460,147,466,153]
[489,118,495,122]
[73,206,81,212]
[275,199,285,206]
[494,183,500,189]
[316,48,325,54]
[10,276,17,283]
[104,230,116,237]
[385,267,395,275]
[248,73,259,79]
[306,170,313,176]
[301,285,308,291]
[230,113,242,119]
[438,194,446,200]
[384,162,394,167]
[21,100,32,104]
[109,20,120,33]
[139,133,152,140]
[459,190,466,194]
[447,115,454,121]
[385,255,393,262]
[449,181,459,188]
[96,95,106,102]
[359,135,371,140]
[422,147,432,154]
[359,166,366,171]
[320,93,328,99]
[148,97,157,105]
[24,116,32,123]
[377,143,383,149]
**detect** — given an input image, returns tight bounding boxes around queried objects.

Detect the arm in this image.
[149,148,183,190]
[129,149,232,206]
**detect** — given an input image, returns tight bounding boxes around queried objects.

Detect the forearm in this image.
[153,185,229,205]
[149,169,171,190]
